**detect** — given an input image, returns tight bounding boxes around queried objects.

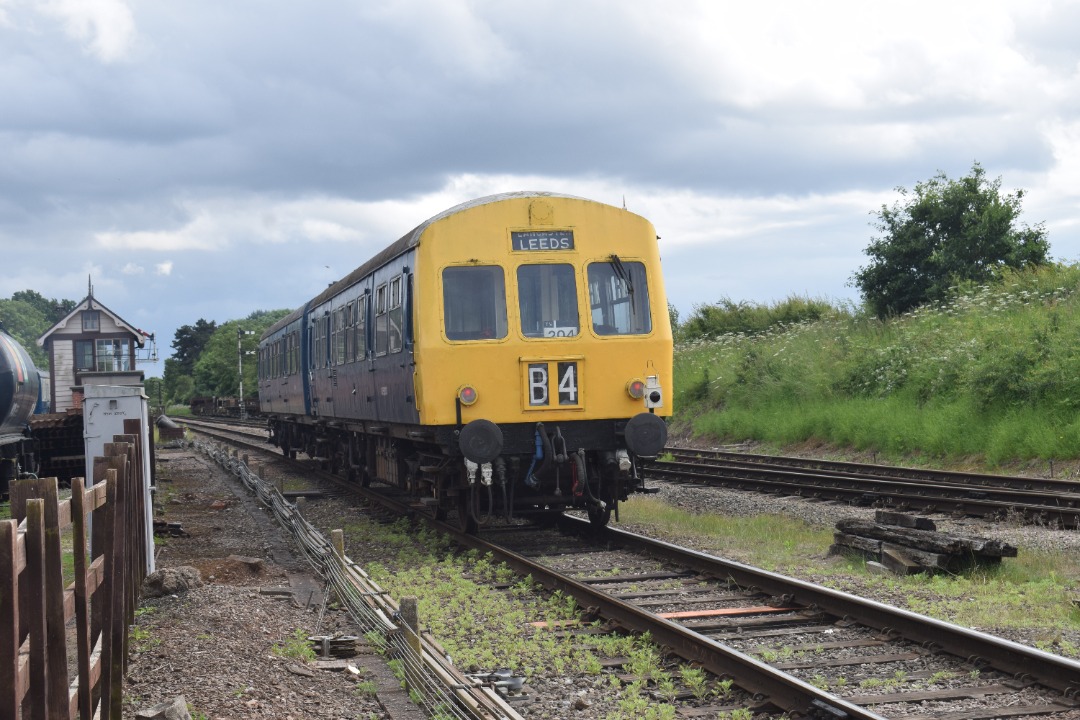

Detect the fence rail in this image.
[1,420,150,720]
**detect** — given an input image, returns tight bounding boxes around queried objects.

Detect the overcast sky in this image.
[3,0,1080,378]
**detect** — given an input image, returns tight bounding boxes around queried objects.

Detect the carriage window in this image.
[344,302,355,363]
[333,307,346,365]
[587,258,652,335]
[355,296,368,360]
[388,277,403,353]
[312,314,330,368]
[517,264,579,338]
[375,284,388,355]
[442,266,507,340]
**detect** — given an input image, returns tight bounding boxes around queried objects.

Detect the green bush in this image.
[681,295,838,339]
[675,263,1080,465]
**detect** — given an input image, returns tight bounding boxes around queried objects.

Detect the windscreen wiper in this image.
[609,254,636,312]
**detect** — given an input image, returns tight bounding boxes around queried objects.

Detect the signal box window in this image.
[75,340,94,370]
[587,259,652,335]
[82,311,100,332]
[442,266,507,340]
[95,338,131,371]
[517,264,579,338]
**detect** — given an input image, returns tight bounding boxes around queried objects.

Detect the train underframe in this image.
[267,415,653,532]
[1,435,39,498]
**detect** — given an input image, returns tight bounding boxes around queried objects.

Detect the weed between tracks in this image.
[327,515,765,719]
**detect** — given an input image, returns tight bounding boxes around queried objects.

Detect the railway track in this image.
[187,421,1080,719]
[648,447,1080,528]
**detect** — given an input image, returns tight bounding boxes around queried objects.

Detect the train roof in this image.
[263,191,601,339]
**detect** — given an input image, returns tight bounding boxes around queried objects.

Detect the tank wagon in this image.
[1,329,42,493]
[258,192,672,531]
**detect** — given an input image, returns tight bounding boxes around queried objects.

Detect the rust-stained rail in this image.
[649,448,1080,527]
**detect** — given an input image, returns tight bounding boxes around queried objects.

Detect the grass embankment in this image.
[674,263,1080,467]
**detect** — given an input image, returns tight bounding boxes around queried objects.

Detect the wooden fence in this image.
[1,418,151,720]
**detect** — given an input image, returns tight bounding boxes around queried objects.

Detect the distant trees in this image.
[852,162,1050,318]
[191,309,290,399]
[0,290,77,368]
[161,310,289,406]
[162,319,217,406]
[170,318,217,375]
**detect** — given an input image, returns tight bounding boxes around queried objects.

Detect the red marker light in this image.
[458,385,478,405]
[627,379,645,399]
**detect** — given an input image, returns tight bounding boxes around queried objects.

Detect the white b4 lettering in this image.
[529,365,548,405]
[558,363,578,404]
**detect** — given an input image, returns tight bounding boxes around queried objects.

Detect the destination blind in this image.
[511,230,574,252]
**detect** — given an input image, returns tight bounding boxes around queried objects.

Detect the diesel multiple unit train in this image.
[258,192,673,531]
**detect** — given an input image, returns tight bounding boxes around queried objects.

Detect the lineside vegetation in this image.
[674,263,1080,466]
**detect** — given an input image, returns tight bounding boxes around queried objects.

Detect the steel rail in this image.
[193,422,1080,715]
[576,516,1080,699]
[647,460,1080,527]
[664,447,1080,495]
[432,520,886,720]
[225,439,885,719]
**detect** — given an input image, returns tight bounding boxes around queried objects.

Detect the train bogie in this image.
[259,192,672,530]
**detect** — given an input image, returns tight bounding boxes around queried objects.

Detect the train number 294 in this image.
[528,362,579,406]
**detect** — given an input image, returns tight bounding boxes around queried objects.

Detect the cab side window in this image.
[442,266,507,340]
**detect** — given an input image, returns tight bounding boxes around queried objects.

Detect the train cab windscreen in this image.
[517,264,580,338]
[588,258,652,335]
[442,266,508,340]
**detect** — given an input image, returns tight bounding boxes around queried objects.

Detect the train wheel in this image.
[587,504,612,528]
[455,488,479,534]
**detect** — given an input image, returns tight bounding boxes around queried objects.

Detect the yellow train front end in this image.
[411,193,672,529]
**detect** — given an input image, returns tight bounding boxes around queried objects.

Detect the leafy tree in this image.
[11,290,76,324]
[852,162,1049,318]
[162,358,196,406]
[144,376,165,412]
[170,318,217,375]
[0,297,52,368]
[192,310,290,397]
